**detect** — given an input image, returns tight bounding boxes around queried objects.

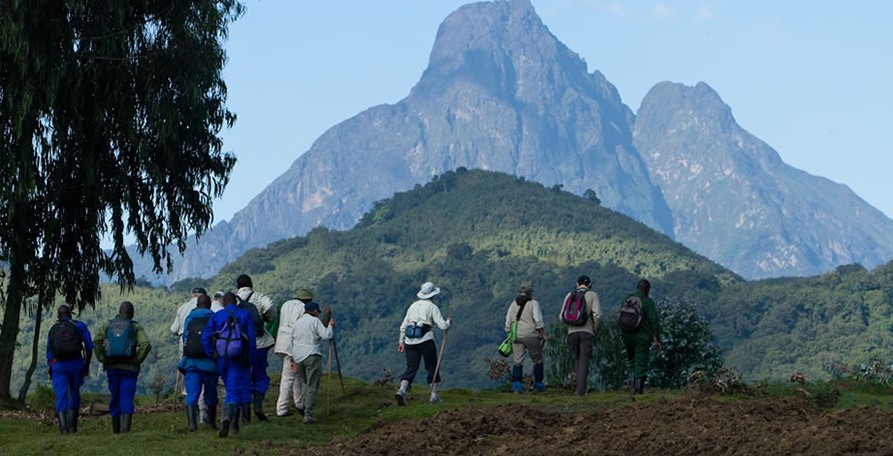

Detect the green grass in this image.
[2,377,892,455]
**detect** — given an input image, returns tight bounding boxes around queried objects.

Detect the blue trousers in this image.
[51,359,85,412]
[249,347,271,395]
[185,370,219,407]
[217,359,251,405]
[106,369,138,417]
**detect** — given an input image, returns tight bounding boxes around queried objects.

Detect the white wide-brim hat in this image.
[416,281,441,299]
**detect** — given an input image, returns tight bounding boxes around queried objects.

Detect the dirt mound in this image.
[300,395,893,456]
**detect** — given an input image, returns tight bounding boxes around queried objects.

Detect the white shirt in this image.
[288,313,333,363]
[170,297,198,336]
[236,287,278,349]
[274,299,305,356]
[211,299,225,313]
[398,299,451,345]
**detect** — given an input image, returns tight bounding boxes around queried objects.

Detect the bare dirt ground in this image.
[301,394,893,456]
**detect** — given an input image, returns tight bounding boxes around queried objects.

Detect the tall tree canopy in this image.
[0,0,243,404]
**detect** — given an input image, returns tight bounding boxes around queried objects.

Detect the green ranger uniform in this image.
[620,290,660,378]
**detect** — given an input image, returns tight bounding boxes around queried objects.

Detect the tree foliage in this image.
[0,0,242,404]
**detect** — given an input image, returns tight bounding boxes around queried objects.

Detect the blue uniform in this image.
[46,318,93,413]
[202,304,256,406]
[178,308,219,407]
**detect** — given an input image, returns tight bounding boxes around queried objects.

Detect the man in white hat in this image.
[395,281,451,405]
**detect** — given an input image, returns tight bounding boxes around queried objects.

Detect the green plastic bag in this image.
[498,321,518,357]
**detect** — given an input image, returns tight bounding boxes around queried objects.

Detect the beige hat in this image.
[296,288,315,300]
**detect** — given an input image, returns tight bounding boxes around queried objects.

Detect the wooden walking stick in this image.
[326,339,333,416]
[429,327,449,394]
[323,299,346,394]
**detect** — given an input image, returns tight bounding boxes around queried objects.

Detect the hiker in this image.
[211,291,226,312]
[235,274,278,421]
[46,305,93,435]
[171,287,207,341]
[274,288,313,417]
[94,301,152,433]
[620,279,662,394]
[504,285,548,393]
[202,291,257,438]
[178,294,219,431]
[288,301,335,424]
[395,281,451,405]
[560,275,602,396]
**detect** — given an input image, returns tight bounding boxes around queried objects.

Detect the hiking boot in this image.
[296,407,305,416]
[186,405,198,432]
[277,411,293,417]
[395,390,406,406]
[253,392,268,421]
[302,415,318,424]
[429,396,443,404]
[112,415,121,434]
[121,413,132,433]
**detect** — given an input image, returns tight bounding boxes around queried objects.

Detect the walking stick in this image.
[324,299,346,394]
[429,328,449,394]
[326,339,333,416]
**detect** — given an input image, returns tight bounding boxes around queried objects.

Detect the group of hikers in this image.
[45,272,661,437]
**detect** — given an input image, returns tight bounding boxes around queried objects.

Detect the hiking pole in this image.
[324,299,346,394]
[326,339,333,416]
[429,327,449,395]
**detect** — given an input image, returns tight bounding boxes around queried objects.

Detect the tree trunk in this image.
[17,295,43,403]
[0,261,26,407]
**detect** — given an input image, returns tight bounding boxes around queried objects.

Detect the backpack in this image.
[404,322,431,339]
[237,293,265,339]
[48,320,83,360]
[618,295,644,333]
[104,318,136,361]
[213,311,246,360]
[561,289,589,326]
[184,315,211,358]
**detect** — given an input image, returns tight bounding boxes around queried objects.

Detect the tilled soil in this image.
[300,394,893,456]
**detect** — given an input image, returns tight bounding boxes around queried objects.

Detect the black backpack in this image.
[48,320,83,360]
[237,293,264,339]
[184,315,211,358]
[617,295,644,333]
[561,289,589,326]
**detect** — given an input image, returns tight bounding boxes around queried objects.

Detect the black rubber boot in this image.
[57,411,70,435]
[231,404,241,434]
[112,415,121,434]
[253,392,268,421]
[240,403,251,424]
[207,404,218,430]
[219,404,232,438]
[186,405,198,432]
[68,409,79,433]
[121,413,132,433]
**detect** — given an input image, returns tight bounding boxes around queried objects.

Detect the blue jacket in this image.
[177,308,218,374]
[202,303,257,361]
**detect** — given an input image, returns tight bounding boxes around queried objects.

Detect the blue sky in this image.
[216,0,893,223]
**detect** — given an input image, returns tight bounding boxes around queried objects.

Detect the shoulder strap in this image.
[514,299,527,321]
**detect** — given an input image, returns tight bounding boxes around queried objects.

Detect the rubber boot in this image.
[253,392,268,421]
[57,411,70,435]
[186,405,198,432]
[219,404,232,438]
[533,362,545,392]
[207,404,218,430]
[240,403,251,424]
[68,408,79,433]
[231,404,241,434]
[511,365,523,393]
[122,413,133,433]
[634,377,646,394]
[112,415,121,434]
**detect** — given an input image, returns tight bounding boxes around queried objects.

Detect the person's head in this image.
[236,274,252,289]
[57,305,72,320]
[304,301,321,315]
[577,275,591,288]
[197,294,211,309]
[118,301,135,319]
[636,279,651,296]
[516,285,533,304]
[295,288,315,304]
[416,281,441,300]
[212,291,224,302]
[223,292,238,306]
[191,287,207,297]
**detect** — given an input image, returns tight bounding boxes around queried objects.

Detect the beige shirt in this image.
[274,299,305,356]
[560,287,601,334]
[237,287,278,349]
[504,299,544,339]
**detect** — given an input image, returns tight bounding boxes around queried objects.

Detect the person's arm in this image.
[201,315,215,358]
[93,322,107,365]
[648,298,662,350]
[317,318,334,341]
[80,324,94,376]
[260,294,277,323]
[588,291,602,331]
[397,307,411,351]
[134,323,152,364]
[532,301,548,341]
[431,302,450,330]
[243,312,257,358]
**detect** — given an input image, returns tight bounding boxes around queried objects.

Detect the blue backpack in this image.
[104,318,136,361]
[213,311,246,360]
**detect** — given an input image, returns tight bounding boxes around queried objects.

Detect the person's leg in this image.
[301,355,322,423]
[396,344,422,405]
[572,332,592,396]
[633,340,651,394]
[525,337,545,392]
[510,339,529,393]
[251,347,271,420]
[276,356,294,416]
[119,372,138,432]
[293,363,305,414]
[51,364,71,434]
[421,340,441,401]
[107,371,122,433]
[202,373,219,429]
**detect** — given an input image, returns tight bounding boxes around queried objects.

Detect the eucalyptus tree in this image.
[0,0,243,405]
